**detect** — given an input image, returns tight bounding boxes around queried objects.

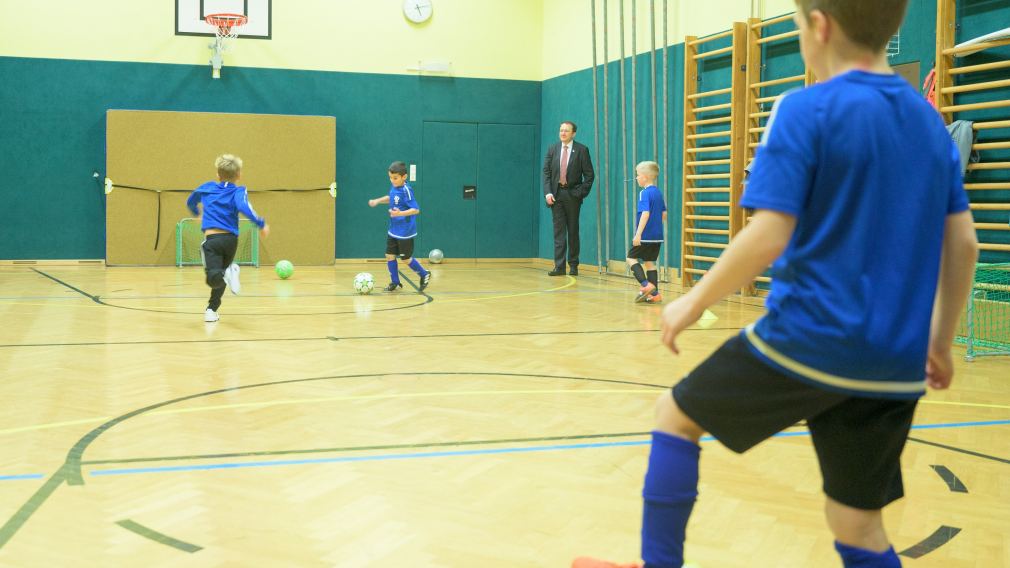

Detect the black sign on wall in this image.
[463,185,477,200]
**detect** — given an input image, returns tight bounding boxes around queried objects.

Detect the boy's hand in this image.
[368,199,377,207]
[389,208,401,217]
[925,345,954,390]
[661,296,704,355]
[633,236,642,246]
[260,224,270,239]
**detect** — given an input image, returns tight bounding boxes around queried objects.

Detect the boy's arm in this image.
[926,210,979,389]
[661,209,795,353]
[186,191,201,217]
[633,211,650,245]
[235,189,266,228]
[390,208,419,218]
[368,195,390,207]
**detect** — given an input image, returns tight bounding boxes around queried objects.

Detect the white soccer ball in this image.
[353,272,375,295]
[429,248,444,264]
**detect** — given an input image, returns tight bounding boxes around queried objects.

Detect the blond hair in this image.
[636,161,660,181]
[215,154,243,182]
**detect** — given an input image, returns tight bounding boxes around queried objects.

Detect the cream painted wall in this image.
[0,0,802,81]
[0,0,544,81]
[542,0,798,79]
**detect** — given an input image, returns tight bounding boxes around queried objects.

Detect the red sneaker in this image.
[645,293,663,304]
[571,557,643,568]
[635,282,656,303]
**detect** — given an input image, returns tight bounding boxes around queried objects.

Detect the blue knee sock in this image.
[408,258,429,276]
[641,431,700,568]
[387,260,400,284]
[835,541,902,567]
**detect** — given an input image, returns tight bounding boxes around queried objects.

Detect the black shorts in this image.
[627,243,661,262]
[385,236,415,259]
[671,335,918,510]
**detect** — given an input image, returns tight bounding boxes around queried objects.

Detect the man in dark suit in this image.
[543,120,595,276]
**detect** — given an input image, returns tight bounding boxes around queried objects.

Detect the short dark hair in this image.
[560,121,577,133]
[796,0,908,53]
[388,161,408,175]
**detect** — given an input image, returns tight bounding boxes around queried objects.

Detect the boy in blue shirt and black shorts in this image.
[368,161,432,292]
[627,161,668,304]
[186,154,269,323]
[575,1,979,567]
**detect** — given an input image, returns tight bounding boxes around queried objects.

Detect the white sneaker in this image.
[224,263,241,295]
[204,308,219,322]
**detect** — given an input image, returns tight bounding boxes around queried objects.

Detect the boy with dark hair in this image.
[574,0,978,566]
[368,161,431,292]
[186,154,269,323]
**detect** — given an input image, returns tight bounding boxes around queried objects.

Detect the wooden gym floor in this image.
[0,262,1007,567]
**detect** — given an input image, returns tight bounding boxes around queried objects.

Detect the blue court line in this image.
[86,418,1010,478]
[0,474,44,481]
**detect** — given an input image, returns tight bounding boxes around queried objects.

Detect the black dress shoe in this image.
[569,267,579,276]
[548,268,566,276]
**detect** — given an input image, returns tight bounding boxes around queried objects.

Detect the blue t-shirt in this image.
[186,181,266,235]
[740,70,969,399]
[388,183,420,239]
[636,185,667,242]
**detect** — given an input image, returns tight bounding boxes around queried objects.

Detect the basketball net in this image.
[206,13,247,79]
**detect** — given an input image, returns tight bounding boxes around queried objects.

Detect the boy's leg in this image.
[645,261,659,297]
[808,397,917,567]
[201,235,230,312]
[400,239,432,290]
[577,336,847,568]
[385,237,402,291]
[221,235,241,294]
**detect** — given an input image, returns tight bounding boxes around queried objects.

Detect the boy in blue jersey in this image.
[368,161,431,292]
[627,161,668,304]
[574,1,978,567]
[186,154,269,323]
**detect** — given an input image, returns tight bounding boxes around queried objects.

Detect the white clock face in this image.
[403,0,433,23]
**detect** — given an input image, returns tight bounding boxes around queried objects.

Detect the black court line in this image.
[82,431,652,466]
[930,465,969,493]
[899,526,962,559]
[115,519,202,553]
[523,265,769,313]
[0,371,666,551]
[0,326,746,349]
[908,436,1010,465]
[31,268,430,316]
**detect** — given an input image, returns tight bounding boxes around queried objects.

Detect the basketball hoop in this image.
[206,13,247,79]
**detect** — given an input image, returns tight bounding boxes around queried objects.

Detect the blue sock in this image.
[387,260,400,284]
[641,431,700,568]
[408,258,429,276]
[835,541,902,567]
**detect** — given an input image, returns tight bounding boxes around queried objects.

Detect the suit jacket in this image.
[542,141,595,201]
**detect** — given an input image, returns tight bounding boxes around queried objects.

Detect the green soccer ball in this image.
[275,260,294,279]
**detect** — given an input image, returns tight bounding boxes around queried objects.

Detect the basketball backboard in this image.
[175,0,272,39]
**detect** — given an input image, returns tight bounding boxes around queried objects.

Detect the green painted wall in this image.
[540,0,1010,267]
[0,57,541,259]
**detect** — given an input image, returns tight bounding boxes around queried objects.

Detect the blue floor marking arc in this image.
[86,418,1010,478]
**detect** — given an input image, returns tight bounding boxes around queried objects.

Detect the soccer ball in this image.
[353,272,375,295]
[429,249,444,264]
[275,260,294,279]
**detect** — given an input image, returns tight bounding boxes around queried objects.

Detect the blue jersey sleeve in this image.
[403,185,420,211]
[186,190,201,216]
[234,188,266,228]
[946,139,970,214]
[740,92,818,216]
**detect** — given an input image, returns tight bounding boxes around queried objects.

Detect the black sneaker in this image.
[419,272,432,291]
[384,282,403,292]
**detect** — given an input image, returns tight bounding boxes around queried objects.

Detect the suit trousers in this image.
[552,190,582,270]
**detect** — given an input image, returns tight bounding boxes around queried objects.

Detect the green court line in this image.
[115,519,202,553]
